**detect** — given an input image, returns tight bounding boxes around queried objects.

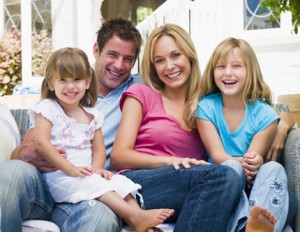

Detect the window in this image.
[32,0,52,35]
[2,0,52,88]
[4,0,21,33]
[4,0,51,34]
[244,0,280,31]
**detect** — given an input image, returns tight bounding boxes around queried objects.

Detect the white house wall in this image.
[51,0,101,63]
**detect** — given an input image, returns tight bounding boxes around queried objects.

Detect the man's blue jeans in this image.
[122,163,243,232]
[0,160,122,232]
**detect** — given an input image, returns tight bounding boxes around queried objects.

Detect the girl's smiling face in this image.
[50,76,90,107]
[214,48,247,98]
[153,35,191,91]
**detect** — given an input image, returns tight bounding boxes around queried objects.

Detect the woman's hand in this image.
[68,166,94,178]
[95,168,113,180]
[242,151,263,183]
[168,157,209,170]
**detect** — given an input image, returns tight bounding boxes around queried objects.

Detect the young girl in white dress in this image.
[29,47,173,232]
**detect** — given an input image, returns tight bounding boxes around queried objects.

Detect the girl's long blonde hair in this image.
[41,47,98,107]
[198,37,273,105]
[141,24,202,130]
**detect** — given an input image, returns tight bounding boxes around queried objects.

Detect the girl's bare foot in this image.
[246,205,277,232]
[127,209,174,232]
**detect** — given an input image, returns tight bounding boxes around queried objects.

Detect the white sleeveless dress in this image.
[29,99,141,203]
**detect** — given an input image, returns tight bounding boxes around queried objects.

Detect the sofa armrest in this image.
[282,128,300,231]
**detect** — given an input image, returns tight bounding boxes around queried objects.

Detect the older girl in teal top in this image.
[196,37,288,232]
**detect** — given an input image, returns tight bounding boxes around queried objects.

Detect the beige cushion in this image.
[277,94,300,126]
[0,102,21,163]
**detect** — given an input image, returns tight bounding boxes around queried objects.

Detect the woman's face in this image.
[153,35,191,91]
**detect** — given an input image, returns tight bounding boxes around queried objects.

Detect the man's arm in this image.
[266,111,295,161]
[11,128,63,172]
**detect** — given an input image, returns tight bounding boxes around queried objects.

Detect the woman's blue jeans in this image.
[122,163,243,232]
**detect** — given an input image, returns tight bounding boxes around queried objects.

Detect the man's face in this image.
[93,35,137,96]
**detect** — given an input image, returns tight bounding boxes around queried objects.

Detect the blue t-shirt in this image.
[96,74,140,168]
[196,93,279,160]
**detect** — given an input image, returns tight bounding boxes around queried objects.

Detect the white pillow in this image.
[0,102,21,163]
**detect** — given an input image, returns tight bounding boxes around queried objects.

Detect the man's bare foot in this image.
[127,209,174,232]
[246,205,277,232]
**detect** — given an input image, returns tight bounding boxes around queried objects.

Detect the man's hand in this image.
[266,127,286,161]
[266,111,295,161]
[11,128,66,172]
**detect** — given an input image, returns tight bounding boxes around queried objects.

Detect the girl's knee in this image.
[260,161,285,173]
[258,161,287,183]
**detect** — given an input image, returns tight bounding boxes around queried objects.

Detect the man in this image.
[0,17,142,231]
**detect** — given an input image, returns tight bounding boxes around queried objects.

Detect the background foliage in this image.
[262,0,300,34]
[0,30,52,96]
[0,30,21,96]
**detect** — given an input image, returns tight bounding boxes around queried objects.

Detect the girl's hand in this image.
[95,169,113,180]
[242,152,263,183]
[169,157,209,170]
[68,166,94,177]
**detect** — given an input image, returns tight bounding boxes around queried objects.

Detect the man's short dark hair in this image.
[96,17,143,60]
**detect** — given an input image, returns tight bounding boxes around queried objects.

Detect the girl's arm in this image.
[196,118,243,164]
[243,121,277,183]
[91,128,106,170]
[247,121,277,158]
[91,128,112,179]
[266,112,295,161]
[34,114,92,177]
[111,97,203,171]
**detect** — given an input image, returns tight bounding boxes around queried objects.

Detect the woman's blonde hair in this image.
[199,37,273,105]
[41,47,98,107]
[141,24,202,130]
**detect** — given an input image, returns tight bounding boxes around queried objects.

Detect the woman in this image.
[110,23,243,231]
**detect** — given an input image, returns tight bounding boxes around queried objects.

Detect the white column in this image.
[51,0,76,50]
[0,0,4,35]
[21,0,33,86]
[73,0,103,63]
[281,11,293,33]
[76,0,92,62]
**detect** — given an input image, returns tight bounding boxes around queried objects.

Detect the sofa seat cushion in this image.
[121,223,175,232]
[22,220,60,232]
